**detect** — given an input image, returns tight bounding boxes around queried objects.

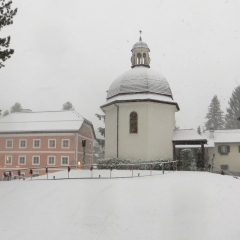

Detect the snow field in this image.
[0,170,240,240]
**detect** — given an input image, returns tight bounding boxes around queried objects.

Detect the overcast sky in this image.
[1,0,240,136]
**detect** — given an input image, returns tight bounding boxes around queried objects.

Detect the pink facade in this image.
[0,122,95,178]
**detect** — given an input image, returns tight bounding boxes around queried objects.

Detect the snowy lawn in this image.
[0,170,240,240]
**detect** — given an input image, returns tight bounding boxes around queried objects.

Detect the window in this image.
[5,156,12,165]
[218,145,230,155]
[62,139,69,148]
[130,111,138,133]
[6,139,13,148]
[19,139,27,148]
[18,156,26,165]
[61,156,69,165]
[32,156,40,165]
[48,156,55,165]
[33,139,41,148]
[48,139,56,148]
[221,165,228,170]
[89,143,92,151]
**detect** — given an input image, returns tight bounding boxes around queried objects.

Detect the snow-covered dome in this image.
[107,66,173,99]
[101,35,179,111]
[131,40,150,51]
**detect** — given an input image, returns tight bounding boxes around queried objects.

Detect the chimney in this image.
[209,128,214,138]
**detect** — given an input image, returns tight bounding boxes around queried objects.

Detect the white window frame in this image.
[62,139,70,149]
[61,156,69,166]
[5,156,12,165]
[48,156,56,165]
[48,139,56,148]
[33,139,41,148]
[19,139,27,148]
[18,156,26,165]
[6,139,13,148]
[32,156,40,165]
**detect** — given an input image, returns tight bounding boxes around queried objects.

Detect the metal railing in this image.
[0,160,178,180]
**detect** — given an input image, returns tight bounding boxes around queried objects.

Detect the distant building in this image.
[0,111,96,178]
[202,130,240,173]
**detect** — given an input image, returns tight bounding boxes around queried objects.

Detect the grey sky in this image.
[1,0,240,136]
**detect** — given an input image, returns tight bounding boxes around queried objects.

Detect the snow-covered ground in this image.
[0,170,240,240]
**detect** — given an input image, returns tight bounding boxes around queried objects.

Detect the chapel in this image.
[101,35,180,160]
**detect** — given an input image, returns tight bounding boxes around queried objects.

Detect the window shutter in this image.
[227,145,230,153]
[218,146,221,154]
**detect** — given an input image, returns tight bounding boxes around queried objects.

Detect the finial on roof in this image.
[139,30,142,41]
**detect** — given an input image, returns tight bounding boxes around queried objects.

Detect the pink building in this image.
[0,111,96,178]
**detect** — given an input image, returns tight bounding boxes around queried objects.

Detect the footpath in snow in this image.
[0,170,240,240]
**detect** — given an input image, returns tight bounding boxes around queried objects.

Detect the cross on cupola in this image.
[131,31,151,68]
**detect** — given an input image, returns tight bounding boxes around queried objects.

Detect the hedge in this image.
[97,158,175,170]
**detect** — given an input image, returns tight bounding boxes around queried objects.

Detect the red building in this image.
[0,110,96,178]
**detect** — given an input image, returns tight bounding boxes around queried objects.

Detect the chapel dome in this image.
[131,41,150,51]
[107,66,173,99]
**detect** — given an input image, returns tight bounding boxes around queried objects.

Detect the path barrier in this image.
[0,160,178,180]
[207,163,239,180]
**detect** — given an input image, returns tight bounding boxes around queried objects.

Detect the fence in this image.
[0,160,178,180]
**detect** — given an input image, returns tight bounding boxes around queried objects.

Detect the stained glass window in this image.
[130,112,138,133]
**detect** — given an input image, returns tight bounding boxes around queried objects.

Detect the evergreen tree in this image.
[179,149,196,171]
[225,86,240,129]
[10,102,21,113]
[62,102,74,110]
[197,126,201,135]
[0,0,18,68]
[3,110,9,116]
[205,95,224,130]
[95,113,105,137]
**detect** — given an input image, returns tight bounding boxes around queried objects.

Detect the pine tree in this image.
[3,110,9,116]
[179,149,195,171]
[10,102,21,113]
[197,126,201,135]
[62,102,74,110]
[95,113,105,137]
[0,0,18,68]
[225,86,240,129]
[205,95,224,130]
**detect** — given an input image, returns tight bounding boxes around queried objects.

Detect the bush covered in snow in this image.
[97,158,175,170]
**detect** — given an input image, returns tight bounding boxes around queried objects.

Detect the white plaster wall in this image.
[147,102,175,159]
[103,101,176,160]
[118,102,149,160]
[207,143,240,171]
[104,105,117,158]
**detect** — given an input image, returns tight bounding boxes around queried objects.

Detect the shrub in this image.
[97,158,175,170]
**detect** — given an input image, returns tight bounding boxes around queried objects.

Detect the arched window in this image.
[130,112,138,133]
[137,53,141,64]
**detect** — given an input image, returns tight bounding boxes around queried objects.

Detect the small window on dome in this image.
[130,112,138,134]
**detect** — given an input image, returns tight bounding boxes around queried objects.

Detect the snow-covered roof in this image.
[202,130,240,146]
[0,111,85,133]
[131,40,149,51]
[107,66,173,100]
[173,129,207,142]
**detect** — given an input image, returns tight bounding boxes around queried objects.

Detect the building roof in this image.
[131,40,150,51]
[202,130,240,146]
[173,129,207,144]
[107,66,173,99]
[0,111,87,133]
